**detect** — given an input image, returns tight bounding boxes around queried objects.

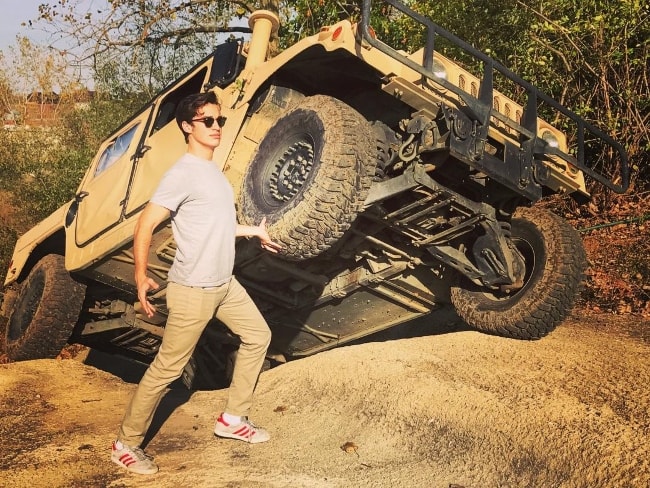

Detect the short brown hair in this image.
[175,91,220,143]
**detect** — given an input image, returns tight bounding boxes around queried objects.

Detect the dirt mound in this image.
[1,312,649,488]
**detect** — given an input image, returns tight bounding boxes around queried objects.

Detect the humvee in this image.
[0,0,628,388]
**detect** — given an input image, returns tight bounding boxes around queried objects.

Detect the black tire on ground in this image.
[5,254,86,360]
[238,95,377,260]
[450,207,586,340]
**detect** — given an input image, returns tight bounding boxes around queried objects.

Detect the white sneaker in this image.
[111,440,158,475]
[214,414,270,443]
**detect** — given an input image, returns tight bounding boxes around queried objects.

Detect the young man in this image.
[111,91,281,475]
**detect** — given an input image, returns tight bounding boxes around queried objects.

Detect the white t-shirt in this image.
[150,152,236,287]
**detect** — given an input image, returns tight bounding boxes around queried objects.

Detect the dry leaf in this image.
[341,441,358,454]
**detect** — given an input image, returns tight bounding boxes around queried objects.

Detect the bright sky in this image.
[1,0,100,90]
[0,0,47,52]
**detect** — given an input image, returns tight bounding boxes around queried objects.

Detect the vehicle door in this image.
[73,109,152,246]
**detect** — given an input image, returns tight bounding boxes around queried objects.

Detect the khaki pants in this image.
[118,277,271,447]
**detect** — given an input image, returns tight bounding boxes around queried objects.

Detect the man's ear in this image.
[181,120,193,134]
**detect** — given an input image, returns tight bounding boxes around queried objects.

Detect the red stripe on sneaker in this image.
[217,416,229,427]
[233,426,250,436]
[119,454,135,466]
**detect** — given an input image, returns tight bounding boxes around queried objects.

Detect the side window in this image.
[150,67,208,136]
[94,123,140,177]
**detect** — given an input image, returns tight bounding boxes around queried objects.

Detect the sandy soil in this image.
[1,309,649,488]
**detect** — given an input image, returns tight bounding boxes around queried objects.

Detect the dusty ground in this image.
[1,309,649,488]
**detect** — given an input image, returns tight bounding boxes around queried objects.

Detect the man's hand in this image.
[256,217,283,253]
[236,217,283,253]
[136,275,160,318]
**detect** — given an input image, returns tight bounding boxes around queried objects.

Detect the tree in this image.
[0,36,85,124]
[0,54,15,120]
[33,0,281,96]
[519,0,649,192]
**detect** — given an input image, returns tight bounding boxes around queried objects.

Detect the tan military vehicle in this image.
[1,0,628,387]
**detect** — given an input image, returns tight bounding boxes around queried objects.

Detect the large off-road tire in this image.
[5,254,86,360]
[238,95,377,260]
[450,207,586,340]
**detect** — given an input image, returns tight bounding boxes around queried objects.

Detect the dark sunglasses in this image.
[191,115,226,128]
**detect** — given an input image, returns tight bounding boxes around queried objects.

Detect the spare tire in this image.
[450,207,586,340]
[238,95,377,260]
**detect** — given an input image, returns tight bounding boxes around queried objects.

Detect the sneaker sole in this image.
[214,431,270,444]
[111,455,159,475]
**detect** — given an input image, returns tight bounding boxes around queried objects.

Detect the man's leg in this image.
[215,277,271,417]
[117,283,220,447]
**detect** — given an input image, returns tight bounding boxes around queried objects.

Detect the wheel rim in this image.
[480,236,537,302]
[264,134,315,207]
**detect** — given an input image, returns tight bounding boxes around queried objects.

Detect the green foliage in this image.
[0,128,86,230]
[0,226,17,284]
[280,1,361,47]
